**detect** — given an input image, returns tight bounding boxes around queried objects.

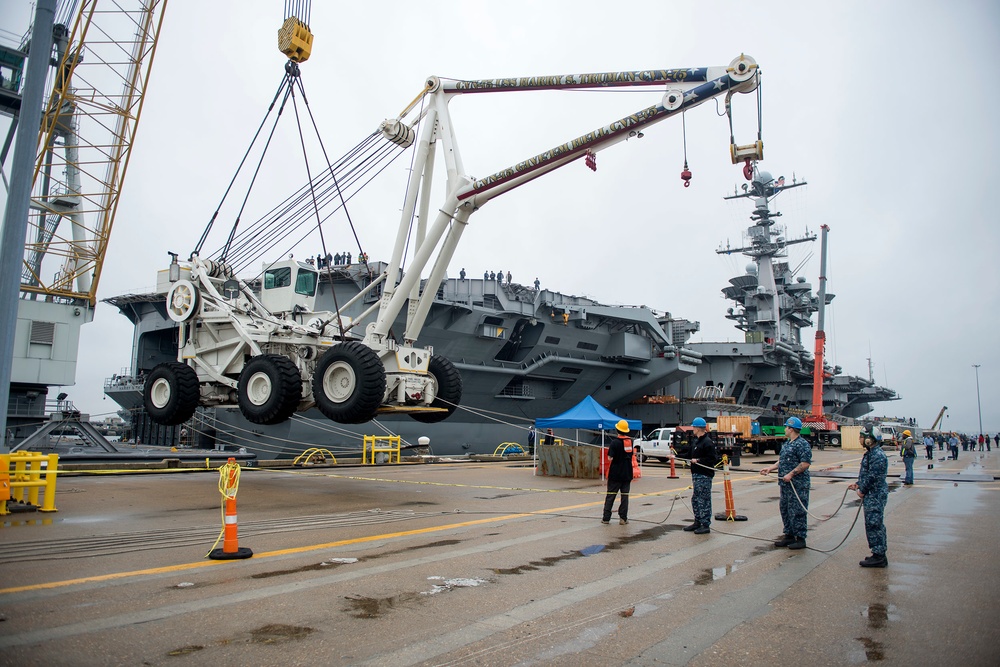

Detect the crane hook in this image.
[743,158,753,181]
[680,161,692,188]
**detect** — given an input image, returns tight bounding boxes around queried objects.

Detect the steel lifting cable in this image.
[213,134,404,275]
[194,74,296,259]
[292,73,372,275]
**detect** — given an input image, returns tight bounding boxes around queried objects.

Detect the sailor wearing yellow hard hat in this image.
[602,419,634,525]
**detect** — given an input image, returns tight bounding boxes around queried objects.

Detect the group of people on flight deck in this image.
[600,415,890,568]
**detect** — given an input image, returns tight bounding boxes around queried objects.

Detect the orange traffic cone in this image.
[667,452,679,479]
[209,458,253,560]
[714,455,747,522]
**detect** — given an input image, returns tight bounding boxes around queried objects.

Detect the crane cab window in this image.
[264,267,292,289]
[295,269,317,297]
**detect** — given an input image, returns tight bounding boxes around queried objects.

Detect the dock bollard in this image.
[209,458,253,560]
[714,455,747,522]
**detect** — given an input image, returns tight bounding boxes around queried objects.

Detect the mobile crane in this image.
[929,406,948,432]
[145,43,764,427]
[803,224,843,446]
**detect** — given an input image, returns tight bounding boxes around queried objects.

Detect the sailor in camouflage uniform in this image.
[760,417,812,549]
[849,426,889,567]
[684,417,716,535]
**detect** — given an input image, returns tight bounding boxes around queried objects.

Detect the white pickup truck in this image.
[635,427,677,462]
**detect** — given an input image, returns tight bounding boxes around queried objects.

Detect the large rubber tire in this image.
[830,435,841,446]
[410,355,463,424]
[237,354,303,425]
[312,341,386,424]
[144,362,200,426]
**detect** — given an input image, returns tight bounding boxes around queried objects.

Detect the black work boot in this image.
[683,522,700,532]
[693,525,710,535]
[860,553,888,568]
[787,537,807,550]
[774,534,794,547]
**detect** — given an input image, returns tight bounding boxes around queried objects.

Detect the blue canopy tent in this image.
[535,397,641,478]
[535,396,641,432]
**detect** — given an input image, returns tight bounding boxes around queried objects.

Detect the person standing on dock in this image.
[900,430,916,485]
[923,434,934,460]
[602,420,634,525]
[849,426,889,568]
[684,417,716,535]
[759,416,812,550]
[949,433,959,460]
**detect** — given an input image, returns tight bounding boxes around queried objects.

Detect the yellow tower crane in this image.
[1,0,167,446]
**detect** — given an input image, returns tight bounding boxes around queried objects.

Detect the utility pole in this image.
[0,0,57,452]
[973,364,983,437]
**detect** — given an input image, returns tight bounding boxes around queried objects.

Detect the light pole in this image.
[973,364,983,437]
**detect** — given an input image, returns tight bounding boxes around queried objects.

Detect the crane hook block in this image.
[278,17,313,63]
[681,166,692,187]
[730,140,764,166]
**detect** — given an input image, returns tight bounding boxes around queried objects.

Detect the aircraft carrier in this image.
[104,172,896,458]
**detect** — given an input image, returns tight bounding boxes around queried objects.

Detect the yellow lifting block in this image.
[730,140,764,164]
[278,17,313,63]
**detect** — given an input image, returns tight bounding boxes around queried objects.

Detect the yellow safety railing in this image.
[493,442,526,456]
[363,435,401,464]
[1,452,59,515]
[292,448,338,466]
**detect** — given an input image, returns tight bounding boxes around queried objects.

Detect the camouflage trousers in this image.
[778,477,810,538]
[691,474,713,526]
[863,490,888,556]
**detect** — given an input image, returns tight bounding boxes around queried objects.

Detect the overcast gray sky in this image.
[3,0,998,434]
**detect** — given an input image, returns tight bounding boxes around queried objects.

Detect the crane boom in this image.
[372,55,762,346]
[930,406,948,431]
[810,224,830,418]
[22,0,168,304]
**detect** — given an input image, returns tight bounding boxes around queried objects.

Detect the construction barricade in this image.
[0,452,59,515]
[363,435,401,464]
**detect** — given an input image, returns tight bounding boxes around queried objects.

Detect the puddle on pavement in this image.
[344,592,424,618]
[492,526,670,575]
[250,624,315,644]
[2,517,59,528]
[863,602,899,629]
[855,636,885,661]
[167,645,204,656]
[694,563,740,585]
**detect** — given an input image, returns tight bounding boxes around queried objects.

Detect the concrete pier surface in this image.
[1,447,997,666]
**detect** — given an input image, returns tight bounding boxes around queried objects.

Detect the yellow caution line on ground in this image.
[0,497,612,596]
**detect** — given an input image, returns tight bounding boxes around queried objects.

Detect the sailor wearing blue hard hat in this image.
[684,417,716,534]
[759,415,812,549]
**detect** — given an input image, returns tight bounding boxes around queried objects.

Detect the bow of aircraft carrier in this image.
[1,446,997,666]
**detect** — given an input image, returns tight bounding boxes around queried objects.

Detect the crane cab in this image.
[260,260,318,314]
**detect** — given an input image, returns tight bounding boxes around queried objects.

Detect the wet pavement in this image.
[1,447,998,665]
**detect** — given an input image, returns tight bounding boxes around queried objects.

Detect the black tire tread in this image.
[410,355,463,424]
[312,341,386,424]
[237,354,303,425]
[144,362,200,426]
